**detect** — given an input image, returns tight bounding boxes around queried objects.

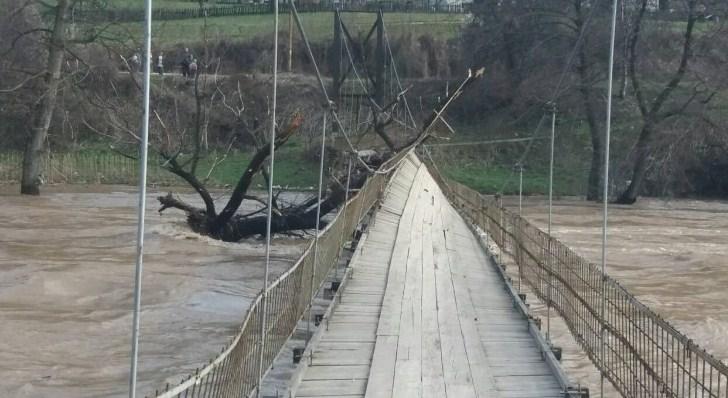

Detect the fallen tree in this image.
[154,67,483,242]
[156,111,380,242]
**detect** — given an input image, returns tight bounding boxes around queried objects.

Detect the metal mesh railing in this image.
[147,154,405,398]
[425,160,728,398]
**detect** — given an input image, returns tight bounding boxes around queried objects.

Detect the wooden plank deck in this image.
[293,154,566,398]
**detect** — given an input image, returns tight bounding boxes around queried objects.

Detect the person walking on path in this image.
[188,58,198,78]
[180,48,193,77]
[129,52,140,72]
[156,52,164,76]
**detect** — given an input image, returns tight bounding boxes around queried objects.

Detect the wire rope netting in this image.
[423,158,728,398]
[145,149,410,397]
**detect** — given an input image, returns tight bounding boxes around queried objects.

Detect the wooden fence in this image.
[75,1,465,23]
[0,152,219,187]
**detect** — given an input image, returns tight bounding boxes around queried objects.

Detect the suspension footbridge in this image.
[127,4,728,398]
[290,154,578,398]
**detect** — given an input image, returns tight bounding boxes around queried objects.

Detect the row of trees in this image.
[462,0,728,202]
[0,0,470,240]
[1,0,125,194]
[2,0,727,207]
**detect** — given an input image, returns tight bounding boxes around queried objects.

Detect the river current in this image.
[506,196,728,397]
[0,185,306,397]
[1,187,726,397]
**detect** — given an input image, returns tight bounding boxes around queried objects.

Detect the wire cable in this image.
[257,0,279,394]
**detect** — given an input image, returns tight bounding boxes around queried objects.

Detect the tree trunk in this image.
[616,0,696,203]
[21,0,69,195]
[574,0,603,201]
[209,113,303,235]
[586,132,604,201]
[158,161,367,242]
[615,124,652,204]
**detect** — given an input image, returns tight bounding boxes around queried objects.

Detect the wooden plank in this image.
[364,335,398,398]
[430,180,477,398]
[294,155,570,397]
[296,379,367,397]
[391,183,426,398]
[433,181,499,397]
[430,169,565,398]
[365,165,426,398]
[303,365,370,381]
[294,155,421,398]
[420,184,447,398]
[375,165,426,337]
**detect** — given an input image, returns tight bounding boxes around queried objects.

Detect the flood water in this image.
[507,196,728,397]
[0,185,307,398]
[2,186,727,398]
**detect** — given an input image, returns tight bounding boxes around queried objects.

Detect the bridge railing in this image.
[425,161,728,398]
[145,152,410,398]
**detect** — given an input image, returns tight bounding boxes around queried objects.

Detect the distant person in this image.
[188,59,198,78]
[129,53,140,72]
[180,47,193,77]
[180,58,189,78]
[156,52,164,76]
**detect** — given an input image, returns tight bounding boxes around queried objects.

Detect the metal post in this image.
[518,164,523,216]
[257,0,279,394]
[307,111,328,341]
[336,154,353,281]
[601,0,620,395]
[517,163,523,293]
[374,10,385,106]
[128,0,152,394]
[288,9,293,73]
[332,10,342,102]
[498,195,504,264]
[547,105,556,341]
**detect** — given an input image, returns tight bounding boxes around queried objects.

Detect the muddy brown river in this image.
[0,185,307,398]
[505,196,728,397]
[2,186,727,397]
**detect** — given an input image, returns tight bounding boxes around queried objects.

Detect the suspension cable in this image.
[289,2,410,175]
[601,0,620,396]
[547,105,556,342]
[257,0,279,394]
[307,111,328,341]
[128,0,152,394]
[496,115,547,194]
[381,17,417,130]
[336,154,354,281]
[424,136,548,148]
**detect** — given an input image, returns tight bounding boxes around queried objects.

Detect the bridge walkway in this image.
[291,154,566,398]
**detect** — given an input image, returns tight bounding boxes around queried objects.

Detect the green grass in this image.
[114,12,468,46]
[106,0,237,9]
[440,163,587,197]
[193,143,319,189]
[430,119,591,197]
[0,143,320,188]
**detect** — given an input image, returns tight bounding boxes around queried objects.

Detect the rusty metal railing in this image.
[425,160,728,398]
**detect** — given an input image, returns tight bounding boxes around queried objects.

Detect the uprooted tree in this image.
[81,6,483,242]
[152,67,483,242]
